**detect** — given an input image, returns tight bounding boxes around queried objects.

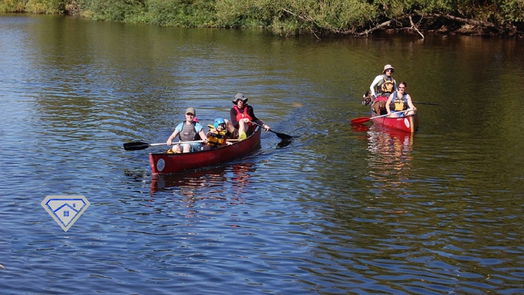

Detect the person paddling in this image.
[230,93,270,140]
[369,64,397,115]
[166,107,207,153]
[386,81,417,117]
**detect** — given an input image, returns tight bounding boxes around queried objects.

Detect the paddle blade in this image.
[272,130,293,141]
[123,141,150,151]
[351,117,370,124]
[277,139,292,148]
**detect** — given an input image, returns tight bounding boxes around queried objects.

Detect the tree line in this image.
[2,0,523,38]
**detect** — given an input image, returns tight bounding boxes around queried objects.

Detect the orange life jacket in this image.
[207,128,228,147]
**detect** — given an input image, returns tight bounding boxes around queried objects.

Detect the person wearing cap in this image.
[230,93,270,140]
[369,64,397,115]
[166,107,207,153]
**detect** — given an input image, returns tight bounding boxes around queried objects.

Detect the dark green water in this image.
[0,15,523,294]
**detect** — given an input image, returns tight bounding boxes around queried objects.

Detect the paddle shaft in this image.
[413,101,438,106]
[149,140,204,147]
[372,109,414,119]
[123,140,204,151]
[351,110,413,124]
[369,113,390,120]
[166,140,204,145]
[254,123,293,140]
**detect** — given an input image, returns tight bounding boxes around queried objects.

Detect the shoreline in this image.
[1,12,522,40]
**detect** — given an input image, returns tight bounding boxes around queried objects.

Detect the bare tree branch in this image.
[428,13,496,28]
[357,20,392,36]
[281,8,321,40]
[409,15,424,39]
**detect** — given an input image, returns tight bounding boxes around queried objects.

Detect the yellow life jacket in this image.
[207,127,228,146]
[394,99,405,111]
[392,91,408,111]
[375,75,395,96]
[381,79,395,94]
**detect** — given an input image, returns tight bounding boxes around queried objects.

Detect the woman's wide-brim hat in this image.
[232,92,248,103]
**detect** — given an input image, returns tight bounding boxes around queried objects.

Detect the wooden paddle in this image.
[351,110,410,125]
[123,140,204,151]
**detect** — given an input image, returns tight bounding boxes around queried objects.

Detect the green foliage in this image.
[1,0,21,12]
[280,0,377,31]
[1,0,67,14]
[214,0,378,34]
[145,0,216,27]
[26,0,65,14]
[501,0,524,23]
[0,0,26,13]
[78,0,146,22]
[2,0,522,36]
[215,0,276,28]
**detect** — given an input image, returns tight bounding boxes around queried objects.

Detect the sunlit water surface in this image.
[0,15,523,294]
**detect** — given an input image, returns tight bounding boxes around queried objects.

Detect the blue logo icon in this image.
[41,195,90,232]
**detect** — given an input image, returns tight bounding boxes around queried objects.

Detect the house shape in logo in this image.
[41,195,90,232]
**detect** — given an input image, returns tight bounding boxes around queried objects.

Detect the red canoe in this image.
[372,114,418,133]
[149,127,261,175]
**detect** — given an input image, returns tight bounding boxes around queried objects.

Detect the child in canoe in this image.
[206,118,235,149]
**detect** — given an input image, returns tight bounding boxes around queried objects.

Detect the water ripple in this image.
[1,15,524,295]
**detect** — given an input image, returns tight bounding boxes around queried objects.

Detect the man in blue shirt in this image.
[166,107,207,153]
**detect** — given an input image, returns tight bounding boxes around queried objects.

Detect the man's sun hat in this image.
[383,64,395,73]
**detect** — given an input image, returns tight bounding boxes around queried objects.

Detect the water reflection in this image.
[366,126,415,190]
[148,163,256,219]
[150,162,256,195]
[230,162,256,195]
[3,15,524,294]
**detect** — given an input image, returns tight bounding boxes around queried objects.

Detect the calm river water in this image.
[1,15,523,294]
